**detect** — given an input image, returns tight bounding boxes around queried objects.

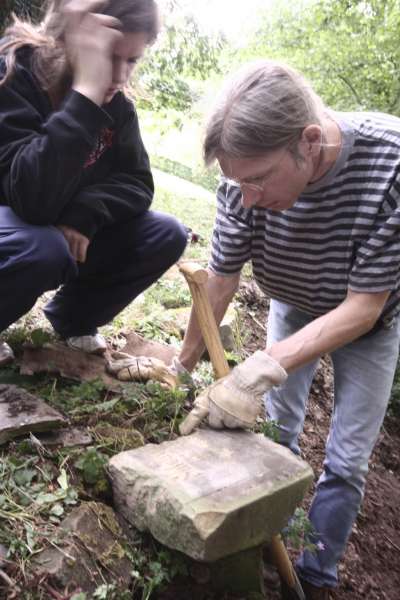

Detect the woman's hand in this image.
[57,225,90,263]
[61,0,123,105]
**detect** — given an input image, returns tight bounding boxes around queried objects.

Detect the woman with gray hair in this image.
[0,0,187,363]
[178,60,400,599]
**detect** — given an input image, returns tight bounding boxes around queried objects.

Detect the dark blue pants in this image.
[0,206,187,338]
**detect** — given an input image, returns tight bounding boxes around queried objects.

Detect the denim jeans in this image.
[265,299,400,588]
[0,206,187,337]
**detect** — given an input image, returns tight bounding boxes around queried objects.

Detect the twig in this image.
[249,313,266,330]
[48,540,76,562]
[41,581,66,600]
[0,567,15,587]
[384,534,400,553]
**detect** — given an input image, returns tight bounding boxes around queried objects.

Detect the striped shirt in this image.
[209,112,400,324]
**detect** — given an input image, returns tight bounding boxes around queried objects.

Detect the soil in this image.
[238,280,400,600]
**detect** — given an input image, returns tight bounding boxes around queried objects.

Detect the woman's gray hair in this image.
[204,60,326,165]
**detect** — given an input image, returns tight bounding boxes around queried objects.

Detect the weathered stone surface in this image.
[108,429,313,561]
[34,502,132,594]
[20,343,119,389]
[0,384,66,445]
[38,427,92,447]
[121,331,177,363]
[209,545,265,596]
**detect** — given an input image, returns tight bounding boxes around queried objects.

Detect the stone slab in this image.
[121,331,177,363]
[20,343,119,389]
[35,502,132,594]
[0,384,66,445]
[108,429,313,561]
[37,427,93,448]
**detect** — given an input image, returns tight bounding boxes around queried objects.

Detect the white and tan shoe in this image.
[0,341,15,366]
[66,334,107,355]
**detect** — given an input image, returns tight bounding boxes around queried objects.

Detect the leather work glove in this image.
[179,351,287,435]
[106,352,179,389]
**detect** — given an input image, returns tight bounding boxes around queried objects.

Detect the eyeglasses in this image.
[228,149,288,195]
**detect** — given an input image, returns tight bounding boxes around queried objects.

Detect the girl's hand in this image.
[57,224,90,263]
[61,0,123,105]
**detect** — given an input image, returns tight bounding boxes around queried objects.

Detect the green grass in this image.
[153,184,216,264]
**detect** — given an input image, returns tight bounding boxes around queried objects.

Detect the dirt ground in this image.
[239,281,400,600]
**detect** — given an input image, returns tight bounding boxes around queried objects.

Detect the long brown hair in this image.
[0,0,159,91]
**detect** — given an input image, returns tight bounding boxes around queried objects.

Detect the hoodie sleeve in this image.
[0,57,113,225]
[56,98,154,239]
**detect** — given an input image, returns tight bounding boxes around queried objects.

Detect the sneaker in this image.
[0,341,15,366]
[66,334,107,355]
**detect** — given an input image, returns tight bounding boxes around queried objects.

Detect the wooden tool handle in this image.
[178,262,229,379]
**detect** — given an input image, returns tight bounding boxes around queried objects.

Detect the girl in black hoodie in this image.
[0,0,187,363]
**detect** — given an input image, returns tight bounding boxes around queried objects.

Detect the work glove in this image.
[179,351,287,435]
[106,352,179,389]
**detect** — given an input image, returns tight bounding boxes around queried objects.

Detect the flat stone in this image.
[0,384,66,445]
[20,343,119,389]
[108,429,313,561]
[37,427,92,448]
[121,331,176,364]
[34,502,132,594]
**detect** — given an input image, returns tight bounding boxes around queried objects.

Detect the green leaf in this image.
[50,503,64,517]
[30,328,52,348]
[74,448,107,485]
[13,468,36,487]
[57,468,68,490]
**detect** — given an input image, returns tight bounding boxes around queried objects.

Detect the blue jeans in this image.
[265,299,400,588]
[0,206,187,337]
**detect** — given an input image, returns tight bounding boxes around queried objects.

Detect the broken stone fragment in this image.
[108,429,313,561]
[37,427,92,448]
[0,384,66,445]
[121,331,176,364]
[20,343,119,389]
[34,502,132,594]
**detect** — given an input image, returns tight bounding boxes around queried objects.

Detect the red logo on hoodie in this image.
[84,128,114,168]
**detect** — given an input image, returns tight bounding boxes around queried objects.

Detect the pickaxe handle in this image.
[178,261,305,600]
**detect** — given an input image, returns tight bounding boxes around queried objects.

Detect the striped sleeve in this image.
[349,170,400,293]
[208,179,253,276]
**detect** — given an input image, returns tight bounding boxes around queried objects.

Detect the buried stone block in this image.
[108,429,313,562]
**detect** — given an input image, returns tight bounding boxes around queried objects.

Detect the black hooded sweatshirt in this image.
[0,46,154,239]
